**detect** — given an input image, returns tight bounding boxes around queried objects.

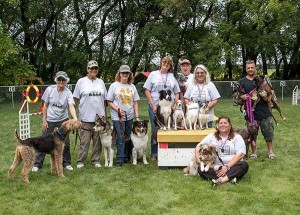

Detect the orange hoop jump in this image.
[25,84,40,104]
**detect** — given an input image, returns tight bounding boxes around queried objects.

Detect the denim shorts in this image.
[258,117,274,141]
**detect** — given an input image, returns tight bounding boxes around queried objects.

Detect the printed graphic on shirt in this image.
[88,90,102,96]
[118,87,134,105]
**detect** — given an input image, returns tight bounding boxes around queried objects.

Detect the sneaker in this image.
[65,165,73,171]
[31,166,39,172]
[151,156,157,161]
[268,153,276,159]
[94,163,102,168]
[77,163,84,169]
[230,177,238,185]
[212,178,223,187]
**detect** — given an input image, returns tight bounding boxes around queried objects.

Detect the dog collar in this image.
[55,127,66,141]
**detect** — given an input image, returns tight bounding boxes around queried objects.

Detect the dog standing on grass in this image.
[8,119,81,183]
[131,120,149,165]
[235,121,257,156]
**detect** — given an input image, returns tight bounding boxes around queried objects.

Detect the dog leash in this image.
[118,109,131,141]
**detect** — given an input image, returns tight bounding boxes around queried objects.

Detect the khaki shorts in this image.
[258,117,274,141]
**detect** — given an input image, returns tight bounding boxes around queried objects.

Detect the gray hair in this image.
[193,64,211,84]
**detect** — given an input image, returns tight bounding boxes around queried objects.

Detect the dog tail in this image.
[14,129,23,144]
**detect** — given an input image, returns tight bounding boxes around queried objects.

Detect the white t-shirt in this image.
[184,82,220,121]
[106,82,140,121]
[42,85,74,122]
[197,133,246,165]
[143,70,180,106]
[73,76,107,122]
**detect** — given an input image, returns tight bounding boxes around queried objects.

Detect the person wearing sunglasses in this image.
[106,65,140,166]
[32,71,78,172]
[73,60,107,169]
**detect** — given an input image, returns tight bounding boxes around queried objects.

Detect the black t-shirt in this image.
[238,77,272,120]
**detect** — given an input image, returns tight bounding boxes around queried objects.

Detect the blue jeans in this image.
[112,119,133,164]
[148,105,157,157]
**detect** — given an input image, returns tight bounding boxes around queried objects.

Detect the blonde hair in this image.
[159,56,174,73]
[115,72,134,84]
[193,64,211,84]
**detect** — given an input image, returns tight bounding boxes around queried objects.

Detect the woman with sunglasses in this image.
[106,65,140,166]
[143,56,180,161]
[73,60,107,169]
[32,71,78,172]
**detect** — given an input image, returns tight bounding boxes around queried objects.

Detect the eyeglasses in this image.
[89,67,98,70]
[57,78,66,82]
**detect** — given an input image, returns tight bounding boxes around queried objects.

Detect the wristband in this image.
[225,165,230,171]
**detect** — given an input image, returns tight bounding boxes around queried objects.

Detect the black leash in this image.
[216,151,225,166]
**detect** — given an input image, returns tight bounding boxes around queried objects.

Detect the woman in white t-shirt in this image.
[107,65,140,166]
[195,116,249,186]
[143,56,180,160]
[184,64,220,127]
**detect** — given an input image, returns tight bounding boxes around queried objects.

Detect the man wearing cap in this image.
[73,60,107,168]
[32,71,78,172]
[178,59,193,99]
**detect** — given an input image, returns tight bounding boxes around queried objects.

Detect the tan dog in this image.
[184,143,217,175]
[8,119,81,183]
[173,100,187,130]
[235,122,257,156]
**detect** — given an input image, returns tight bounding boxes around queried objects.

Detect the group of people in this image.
[31,57,276,186]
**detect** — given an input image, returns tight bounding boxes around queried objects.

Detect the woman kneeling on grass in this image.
[195,115,249,186]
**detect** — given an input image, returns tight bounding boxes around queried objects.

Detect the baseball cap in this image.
[54,71,70,83]
[87,60,98,68]
[180,59,191,65]
[118,65,131,73]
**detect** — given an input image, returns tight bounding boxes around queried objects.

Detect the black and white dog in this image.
[156,90,172,130]
[130,120,149,165]
[93,115,114,167]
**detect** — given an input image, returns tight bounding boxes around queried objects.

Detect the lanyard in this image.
[161,72,168,89]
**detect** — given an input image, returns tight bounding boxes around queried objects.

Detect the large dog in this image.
[173,100,187,130]
[156,90,172,130]
[184,143,217,175]
[198,102,209,130]
[93,115,114,167]
[235,121,257,156]
[8,119,81,183]
[253,75,286,124]
[130,120,149,165]
[185,101,199,130]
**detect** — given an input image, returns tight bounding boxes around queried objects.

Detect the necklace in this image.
[219,137,228,153]
[161,71,168,89]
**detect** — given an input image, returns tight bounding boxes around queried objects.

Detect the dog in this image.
[156,90,172,130]
[198,102,209,130]
[93,115,114,167]
[8,119,81,183]
[235,122,257,156]
[130,120,149,165]
[173,100,187,130]
[253,75,286,124]
[184,143,217,175]
[232,82,246,113]
[185,101,199,130]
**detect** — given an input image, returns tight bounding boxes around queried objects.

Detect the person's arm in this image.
[206,99,218,114]
[145,89,157,113]
[42,102,49,132]
[133,101,139,120]
[216,153,244,177]
[184,98,190,105]
[68,103,78,120]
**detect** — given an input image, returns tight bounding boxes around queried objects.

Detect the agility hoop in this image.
[25,84,40,104]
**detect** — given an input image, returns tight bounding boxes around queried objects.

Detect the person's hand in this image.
[42,120,48,132]
[118,108,125,117]
[205,107,210,114]
[152,104,157,113]
[240,94,248,101]
[216,166,228,177]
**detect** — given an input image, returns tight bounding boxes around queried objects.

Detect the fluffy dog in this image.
[253,75,286,124]
[130,120,149,165]
[184,143,217,175]
[185,101,199,130]
[93,115,114,167]
[156,90,172,130]
[235,121,257,156]
[198,103,209,130]
[8,119,81,183]
[173,100,187,130]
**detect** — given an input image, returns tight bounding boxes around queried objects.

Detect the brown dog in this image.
[8,119,81,183]
[236,122,257,156]
[253,75,286,124]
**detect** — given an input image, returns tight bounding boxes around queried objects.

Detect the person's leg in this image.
[224,161,249,181]
[197,166,218,180]
[91,123,102,166]
[77,122,92,166]
[148,105,157,159]
[260,117,275,158]
[124,119,133,162]
[112,120,125,166]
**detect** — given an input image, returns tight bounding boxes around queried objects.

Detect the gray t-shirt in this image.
[197,133,246,165]
[42,85,74,122]
[73,76,107,122]
[143,70,180,106]
[106,82,140,121]
[184,82,221,121]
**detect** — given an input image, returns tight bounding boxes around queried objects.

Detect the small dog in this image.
[156,90,172,130]
[8,119,81,183]
[198,103,209,130]
[235,121,257,156]
[185,101,199,130]
[232,82,246,112]
[93,115,114,167]
[253,75,286,124]
[184,143,217,175]
[130,120,149,165]
[173,100,187,130]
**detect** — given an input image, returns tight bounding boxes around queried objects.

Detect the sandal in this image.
[212,178,223,187]
[250,153,258,159]
[268,153,276,159]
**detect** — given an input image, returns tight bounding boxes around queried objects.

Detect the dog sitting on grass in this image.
[8,119,81,183]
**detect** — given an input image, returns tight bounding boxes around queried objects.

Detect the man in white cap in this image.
[73,60,107,168]
[178,59,193,98]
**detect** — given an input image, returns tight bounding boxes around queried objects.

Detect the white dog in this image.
[198,103,209,130]
[173,100,187,130]
[185,101,199,130]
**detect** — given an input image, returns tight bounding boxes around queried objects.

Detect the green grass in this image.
[1,99,300,215]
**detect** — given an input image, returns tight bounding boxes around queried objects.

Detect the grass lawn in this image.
[0,99,299,215]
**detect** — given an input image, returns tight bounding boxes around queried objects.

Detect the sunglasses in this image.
[89,67,98,70]
[57,78,66,82]
[121,72,130,75]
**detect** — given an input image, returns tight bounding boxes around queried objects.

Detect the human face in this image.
[120,72,130,83]
[160,60,171,73]
[246,63,256,77]
[217,118,231,135]
[87,66,99,79]
[180,63,191,76]
[56,77,67,90]
[195,68,206,84]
